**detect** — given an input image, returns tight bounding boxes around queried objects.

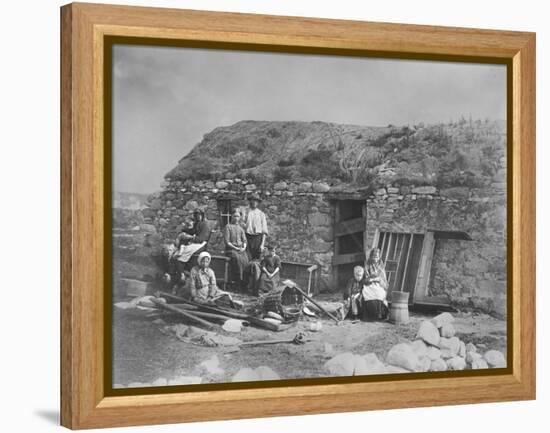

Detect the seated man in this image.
[342,265,365,319]
[189,251,235,307]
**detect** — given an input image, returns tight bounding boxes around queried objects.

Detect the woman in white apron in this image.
[361,248,389,321]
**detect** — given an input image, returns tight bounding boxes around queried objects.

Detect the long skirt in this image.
[246,260,262,295]
[361,300,389,322]
[246,234,264,260]
[342,294,362,319]
[193,287,235,308]
[226,249,249,287]
[258,272,280,294]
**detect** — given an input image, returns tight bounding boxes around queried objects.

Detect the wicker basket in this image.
[262,285,304,321]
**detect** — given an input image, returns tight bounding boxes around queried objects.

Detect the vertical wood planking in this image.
[380,232,387,258]
[400,234,414,292]
[384,233,392,264]
[413,231,436,301]
[333,200,341,288]
[371,228,380,250]
[362,201,368,265]
[395,233,408,292]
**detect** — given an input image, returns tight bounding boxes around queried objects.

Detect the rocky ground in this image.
[112,293,507,388]
[111,222,508,387]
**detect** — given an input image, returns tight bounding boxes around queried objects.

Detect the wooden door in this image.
[413,230,460,306]
[412,230,435,302]
[333,200,366,289]
[375,231,425,303]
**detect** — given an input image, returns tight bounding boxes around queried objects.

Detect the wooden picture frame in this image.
[60,2,535,429]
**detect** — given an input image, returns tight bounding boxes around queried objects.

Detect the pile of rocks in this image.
[389,312,506,372]
[232,366,280,382]
[323,312,506,376]
[324,352,387,376]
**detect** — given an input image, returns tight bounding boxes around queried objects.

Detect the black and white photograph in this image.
[111,44,508,388]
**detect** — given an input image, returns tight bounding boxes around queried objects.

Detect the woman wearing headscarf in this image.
[189,251,235,307]
[223,210,249,291]
[361,248,389,321]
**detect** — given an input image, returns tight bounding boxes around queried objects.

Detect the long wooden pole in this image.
[157,292,280,331]
[151,299,217,330]
[240,338,310,347]
[170,304,249,324]
[159,292,248,319]
[289,285,340,323]
[172,305,233,320]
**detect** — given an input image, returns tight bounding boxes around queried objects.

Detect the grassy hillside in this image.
[165,118,506,189]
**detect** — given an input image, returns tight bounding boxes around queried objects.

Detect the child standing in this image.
[342,265,366,319]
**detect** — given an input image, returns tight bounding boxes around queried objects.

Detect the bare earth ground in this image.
[112,293,507,387]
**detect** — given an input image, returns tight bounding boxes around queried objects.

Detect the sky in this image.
[112,44,506,194]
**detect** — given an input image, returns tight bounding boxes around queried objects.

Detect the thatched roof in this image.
[165,119,506,190]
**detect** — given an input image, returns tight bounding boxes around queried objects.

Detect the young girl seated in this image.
[189,251,235,307]
[257,244,282,294]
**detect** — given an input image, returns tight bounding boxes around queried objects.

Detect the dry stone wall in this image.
[142,167,506,316]
[365,181,507,317]
[142,178,335,291]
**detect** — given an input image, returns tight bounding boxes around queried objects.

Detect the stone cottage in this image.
[141,119,507,317]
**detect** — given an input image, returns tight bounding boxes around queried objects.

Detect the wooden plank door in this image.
[333,200,366,289]
[376,231,425,303]
[378,232,408,292]
[381,232,401,290]
[402,233,425,302]
[412,231,449,305]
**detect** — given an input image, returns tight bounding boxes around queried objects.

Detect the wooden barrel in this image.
[389,291,410,324]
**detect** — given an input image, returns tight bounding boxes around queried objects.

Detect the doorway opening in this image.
[332,199,366,288]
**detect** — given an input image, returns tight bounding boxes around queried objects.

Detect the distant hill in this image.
[165,119,506,189]
[113,191,149,210]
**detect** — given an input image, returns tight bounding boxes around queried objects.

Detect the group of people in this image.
[163,194,281,305]
[220,193,283,295]
[161,208,230,305]
[161,194,389,320]
[342,248,389,322]
[220,194,281,295]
